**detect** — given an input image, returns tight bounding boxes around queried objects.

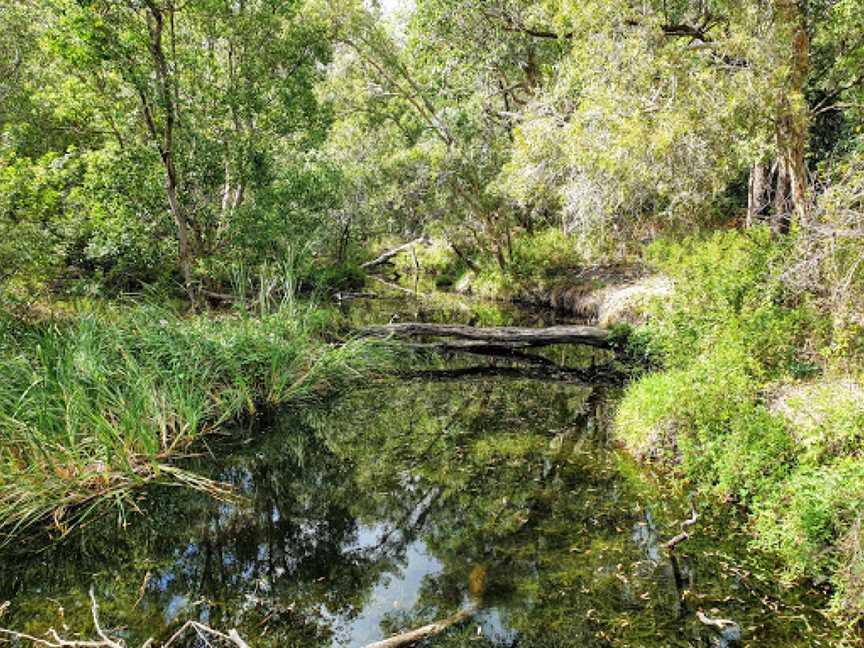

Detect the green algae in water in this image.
[0,376,849,646]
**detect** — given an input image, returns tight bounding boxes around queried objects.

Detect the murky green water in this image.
[0,299,850,647]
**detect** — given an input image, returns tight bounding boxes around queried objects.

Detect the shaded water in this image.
[0,299,847,647]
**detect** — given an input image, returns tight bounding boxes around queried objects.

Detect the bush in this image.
[615,227,864,620]
[752,458,864,617]
[308,262,366,293]
[614,343,791,505]
[643,228,816,376]
[471,228,581,298]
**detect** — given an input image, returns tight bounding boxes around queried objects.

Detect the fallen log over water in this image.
[360,322,612,348]
[363,606,477,648]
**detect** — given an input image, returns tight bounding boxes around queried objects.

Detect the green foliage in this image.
[615,228,864,619]
[471,228,582,298]
[753,458,864,607]
[643,229,817,376]
[307,262,366,293]
[615,344,763,475]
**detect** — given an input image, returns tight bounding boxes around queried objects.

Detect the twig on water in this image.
[0,590,250,648]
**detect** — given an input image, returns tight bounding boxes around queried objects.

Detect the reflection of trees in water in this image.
[0,412,425,646]
[0,377,835,647]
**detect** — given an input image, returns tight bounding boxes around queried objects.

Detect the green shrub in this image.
[644,228,816,377]
[753,458,864,613]
[508,228,580,282]
[616,227,864,619]
[770,378,864,462]
[471,228,581,298]
[615,344,767,489]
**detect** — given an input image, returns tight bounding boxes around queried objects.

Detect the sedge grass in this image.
[0,303,392,542]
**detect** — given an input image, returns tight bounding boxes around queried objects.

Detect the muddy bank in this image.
[514,266,672,326]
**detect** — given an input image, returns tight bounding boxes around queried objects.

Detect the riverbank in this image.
[0,301,392,541]
[613,228,864,623]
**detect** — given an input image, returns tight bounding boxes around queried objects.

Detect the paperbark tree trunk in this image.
[772,159,792,236]
[746,163,770,227]
[774,0,811,229]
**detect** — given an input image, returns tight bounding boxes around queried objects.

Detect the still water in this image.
[0,300,847,647]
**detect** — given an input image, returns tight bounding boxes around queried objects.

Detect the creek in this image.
[0,297,844,647]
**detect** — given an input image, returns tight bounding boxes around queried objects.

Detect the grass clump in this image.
[0,303,391,540]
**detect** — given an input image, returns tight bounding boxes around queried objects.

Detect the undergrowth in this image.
[614,227,864,621]
[390,228,583,299]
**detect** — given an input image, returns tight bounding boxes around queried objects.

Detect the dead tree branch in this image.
[362,606,477,648]
[361,235,431,270]
[0,590,249,648]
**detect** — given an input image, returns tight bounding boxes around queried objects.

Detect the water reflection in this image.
[0,376,840,647]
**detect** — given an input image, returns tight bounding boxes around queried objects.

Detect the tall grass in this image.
[0,302,391,541]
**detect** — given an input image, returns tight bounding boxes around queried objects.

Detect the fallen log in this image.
[360,322,612,348]
[363,606,477,648]
[361,235,431,270]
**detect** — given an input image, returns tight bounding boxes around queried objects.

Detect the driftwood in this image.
[360,322,612,348]
[361,236,431,270]
[664,499,699,551]
[363,606,477,648]
[0,588,249,648]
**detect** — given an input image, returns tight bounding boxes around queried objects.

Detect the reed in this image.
[0,302,391,541]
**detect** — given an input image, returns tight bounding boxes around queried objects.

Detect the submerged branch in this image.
[664,499,699,551]
[0,589,250,648]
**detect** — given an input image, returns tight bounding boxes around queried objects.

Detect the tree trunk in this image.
[165,173,194,295]
[144,0,195,301]
[746,163,770,227]
[772,158,792,236]
[774,0,811,228]
[448,240,479,272]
